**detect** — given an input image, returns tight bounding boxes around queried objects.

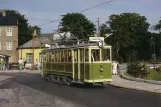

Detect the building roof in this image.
[0,13,18,26]
[18,33,53,49]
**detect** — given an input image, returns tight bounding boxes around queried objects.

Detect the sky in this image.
[0,0,161,33]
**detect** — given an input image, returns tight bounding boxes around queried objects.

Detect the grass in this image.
[144,69,161,81]
[124,69,161,81]
[124,72,131,77]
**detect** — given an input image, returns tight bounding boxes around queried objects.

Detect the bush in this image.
[155,66,161,73]
[145,69,161,81]
[127,62,148,78]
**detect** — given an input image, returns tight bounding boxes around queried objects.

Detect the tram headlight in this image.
[99,65,104,72]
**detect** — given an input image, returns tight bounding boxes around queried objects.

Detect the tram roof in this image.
[43,43,111,51]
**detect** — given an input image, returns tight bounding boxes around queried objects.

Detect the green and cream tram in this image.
[41,37,112,85]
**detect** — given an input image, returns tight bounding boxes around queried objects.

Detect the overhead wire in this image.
[36,0,114,27]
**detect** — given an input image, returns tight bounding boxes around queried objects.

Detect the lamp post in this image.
[32,30,37,67]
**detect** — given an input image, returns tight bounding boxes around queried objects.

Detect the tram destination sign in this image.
[89,37,104,42]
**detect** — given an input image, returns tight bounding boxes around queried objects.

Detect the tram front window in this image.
[102,48,110,61]
[91,49,100,61]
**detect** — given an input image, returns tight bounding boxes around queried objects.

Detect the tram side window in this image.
[52,52,55,62]
[61,50,64,62]
[91,49,100,61]
[85,49,89,62]
[57,51,60,62]
[74,50,78,62]
[68,50,72,62]
[49,52,52,62]
[102,49,110,61]
[80,49,84,62]
[55,52,58,62]
[64,50,67,62]
[59,51,61,62]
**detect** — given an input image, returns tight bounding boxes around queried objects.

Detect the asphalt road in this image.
[0,72,161,107]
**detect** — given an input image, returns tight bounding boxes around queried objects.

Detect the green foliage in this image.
[60,13,96,39]
[100,24,112,37]
[145,69,161,81]
[155,66,161,73]
[127,62,148,78]
[114,54,123,63]
[154,18,161,32]
[102,12,158,62]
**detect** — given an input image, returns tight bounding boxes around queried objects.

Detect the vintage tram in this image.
[40,36,112,86]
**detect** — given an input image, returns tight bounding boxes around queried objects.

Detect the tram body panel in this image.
[84,62,112,83]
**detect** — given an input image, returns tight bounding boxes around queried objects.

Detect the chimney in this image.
[2,9,6,17]
[53,30,57,40]
[53,30,57,34]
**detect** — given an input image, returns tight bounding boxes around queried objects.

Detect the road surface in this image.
[0,71,161,107]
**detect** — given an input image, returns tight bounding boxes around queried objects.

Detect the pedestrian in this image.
[35,59,40,70]
[2,59,6,71]
[0,60,3,71]
[112,60,118,75]
[117,61,120,75]
[23,58,26,70]
[18,58,23,70]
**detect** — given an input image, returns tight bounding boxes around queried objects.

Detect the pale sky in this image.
[0,0,161,33]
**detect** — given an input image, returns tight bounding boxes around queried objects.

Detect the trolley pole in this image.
[32,30,37,67]
[97,16,100,37]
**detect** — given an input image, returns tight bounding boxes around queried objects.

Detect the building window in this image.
[26,53,33,63]
[6,28,12,36]
[6,42,12,50]
[0,42,1,50]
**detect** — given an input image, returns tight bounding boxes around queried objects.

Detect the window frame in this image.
[26,53,33,63]
[6,28,12,36]
[6,42,12,50]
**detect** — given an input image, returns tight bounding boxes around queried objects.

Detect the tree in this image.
[105,13,150,62]
[3,10,41,46]
[154,18,161,32]
[29,25,41,35]
[100,24,112,36]
[60,13,96,39]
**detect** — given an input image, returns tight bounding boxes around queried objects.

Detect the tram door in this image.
[73,49,85,82]
[80,49,85,81]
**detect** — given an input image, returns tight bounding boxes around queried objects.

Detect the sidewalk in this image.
[109,75,161,94]
[0,70,40,73]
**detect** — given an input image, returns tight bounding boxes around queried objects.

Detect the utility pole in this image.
[151,36,156,69]
[97,16,100,37]
[32,30,37,67]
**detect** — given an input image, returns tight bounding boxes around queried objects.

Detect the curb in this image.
[0,76,13,86]
[120,72,161,85]
[108,83,161,94]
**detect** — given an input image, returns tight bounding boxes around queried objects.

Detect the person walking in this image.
[18,58,23,70]
[2,59,6,71]
[112,60,118,75]
[23,58,26,70]
[35,59,40,70]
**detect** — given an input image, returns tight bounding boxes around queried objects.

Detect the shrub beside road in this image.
[125,62,161,81]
